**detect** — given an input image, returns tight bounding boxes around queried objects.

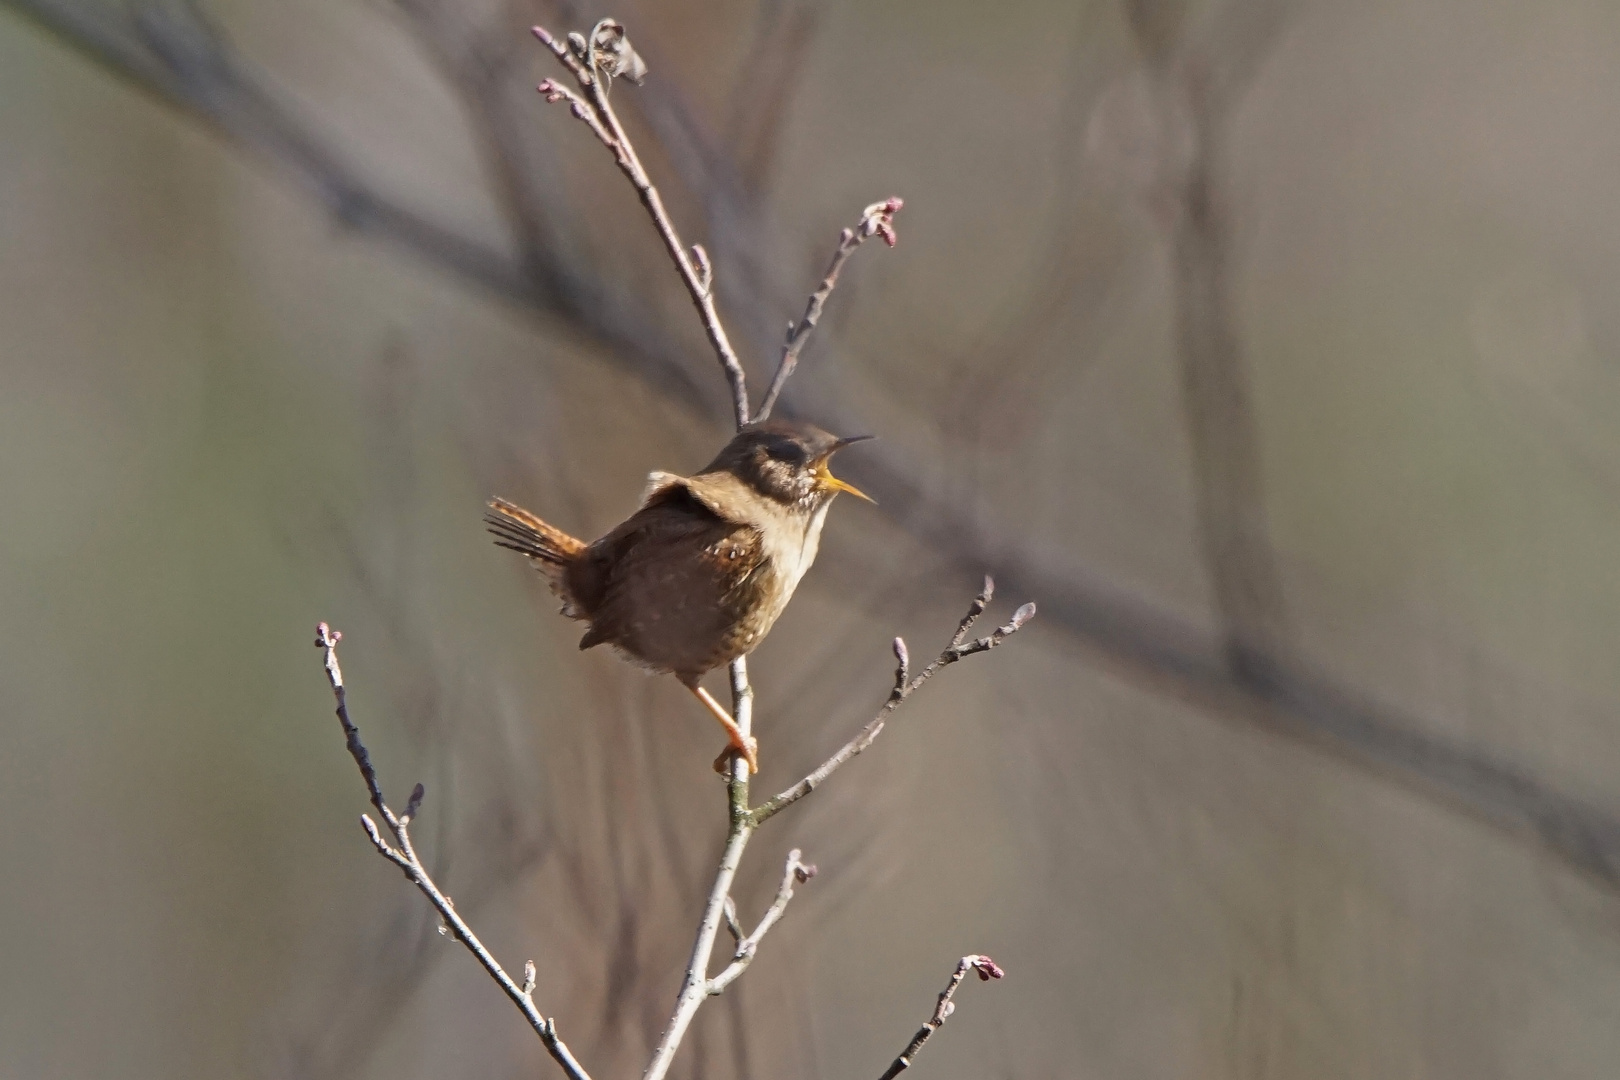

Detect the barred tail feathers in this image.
[485,497,586,568]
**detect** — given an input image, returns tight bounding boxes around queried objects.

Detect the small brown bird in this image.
[486,419,873,772]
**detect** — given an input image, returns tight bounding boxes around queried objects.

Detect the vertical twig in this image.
[533,23,751,427]
[643,655,756,1080]
[707,849,816,995]
[531,22,904,429]
[1127,3,1294,683]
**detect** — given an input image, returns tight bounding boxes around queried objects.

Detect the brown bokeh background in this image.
[6,1,1620,1077]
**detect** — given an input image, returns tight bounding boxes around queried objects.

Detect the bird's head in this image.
[704,419,874,509]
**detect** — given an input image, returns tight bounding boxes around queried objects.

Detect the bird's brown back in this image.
[573,483,774,681]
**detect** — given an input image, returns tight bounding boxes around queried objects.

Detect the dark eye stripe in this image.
[765,438,805,463]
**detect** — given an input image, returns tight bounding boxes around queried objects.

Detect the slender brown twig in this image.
[532,20,900,429]
[707,849,816,996]
[313,623,594,1080]
[642,687,758,1080]
[641,578,1028,1079]
[751,578,1036,827]
[312,585,1027,1080]
[876,955,1005,1080]
[753,197,903,422]
[533,21,751,428]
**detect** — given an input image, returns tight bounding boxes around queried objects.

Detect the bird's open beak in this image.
[815,435,875,503]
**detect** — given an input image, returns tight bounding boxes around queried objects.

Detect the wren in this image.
[486,419,872,772]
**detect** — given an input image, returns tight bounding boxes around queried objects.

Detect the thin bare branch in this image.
[643,755,754,1080]
[950,575,995,649]
[531,20,906,431]
[639,579,1030,1074]
[708,849,816,996]
[533,22,752,428]
[753,197,903,422]
[877,955,1005,1080]
[750,588,1037,827]
[315,623,390,823]
[4,0,538,301]
[536,76,617,147]
[1123,4,1295,682]
[313,624,594,1080]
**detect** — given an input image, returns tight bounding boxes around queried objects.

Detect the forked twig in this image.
[313,624,593,1080]
[636,575,1027,1080]
[708,849,817,995]
[643,748,757,1080]
[531,20,901,428]
[751,578,1036,826]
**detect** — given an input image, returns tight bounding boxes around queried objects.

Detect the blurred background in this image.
[6,0,1620,1076]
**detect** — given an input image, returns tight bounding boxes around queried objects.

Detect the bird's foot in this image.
[689,683,760,774]
[712,735,760,775]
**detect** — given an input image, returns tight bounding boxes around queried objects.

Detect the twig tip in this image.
[403,782,426,823]
[1006,602,1037,631]
[360,813,388,854]
[860,197,904,247]
[968,955,1005,980]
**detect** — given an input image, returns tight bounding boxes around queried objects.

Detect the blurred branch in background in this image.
[722,0,818,194]
[9,0,1620,933]
[1126,0,1294,680]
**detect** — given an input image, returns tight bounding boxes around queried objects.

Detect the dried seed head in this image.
[590,20,648,85]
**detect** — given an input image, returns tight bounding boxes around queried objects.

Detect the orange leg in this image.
[688,684,759,774]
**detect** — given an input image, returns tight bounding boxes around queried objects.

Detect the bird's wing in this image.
[639,470,763,526]
[638,470,686,506]
[577,488,768,669]
[579,483,725,609]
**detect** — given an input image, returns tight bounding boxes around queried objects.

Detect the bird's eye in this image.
[764,439,806,464]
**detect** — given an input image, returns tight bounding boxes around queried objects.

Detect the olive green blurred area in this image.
[7,0,1620,1078]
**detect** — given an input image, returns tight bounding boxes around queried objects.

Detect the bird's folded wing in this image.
[640,470,758,525]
